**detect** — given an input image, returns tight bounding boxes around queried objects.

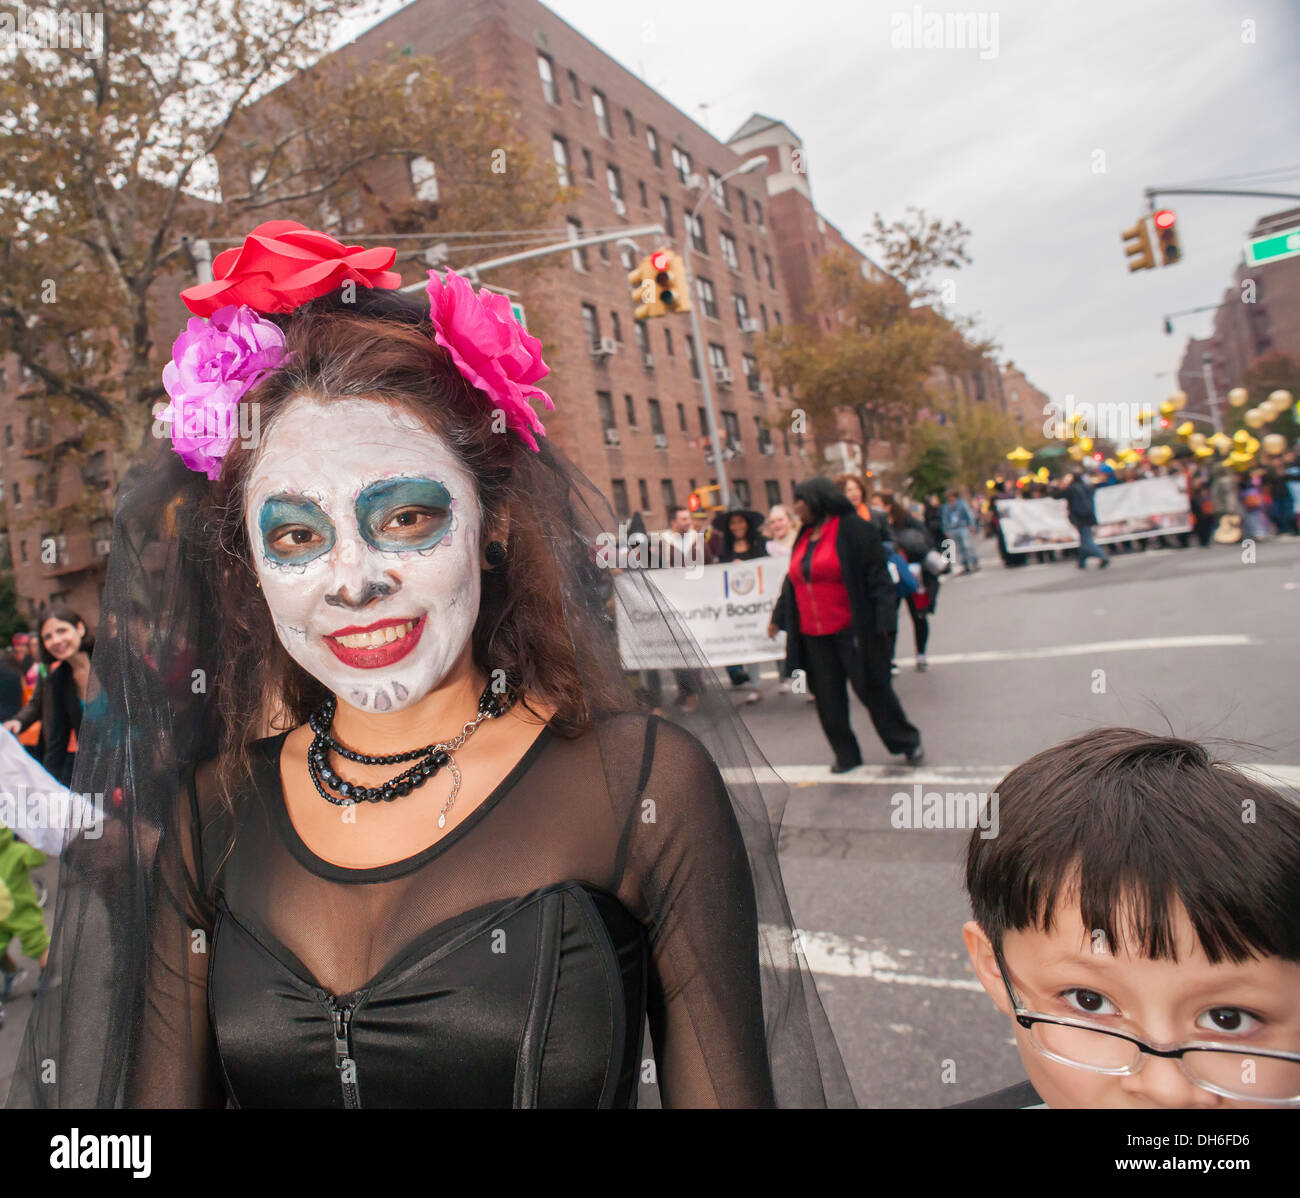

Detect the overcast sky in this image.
[355,0,1300,418]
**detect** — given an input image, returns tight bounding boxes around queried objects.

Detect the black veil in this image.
[6,286,856,1110]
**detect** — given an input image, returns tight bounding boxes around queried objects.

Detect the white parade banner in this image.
[996,475,1192,555]
[615,557,787,670]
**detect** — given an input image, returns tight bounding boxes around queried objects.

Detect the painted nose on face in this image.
[324,535,402,610]
[325,574,401,609]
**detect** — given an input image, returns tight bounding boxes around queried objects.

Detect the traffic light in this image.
[688,484,721,513]
[628,255,665,321]
[1152,209,1181,265]
[659,250,692,314]
[1121,218,1155,272]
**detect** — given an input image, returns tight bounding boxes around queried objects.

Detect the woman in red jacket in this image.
[769,478,923,772]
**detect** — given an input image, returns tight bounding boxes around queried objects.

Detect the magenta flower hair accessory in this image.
[160,304,288,479]
[425,268,555,452]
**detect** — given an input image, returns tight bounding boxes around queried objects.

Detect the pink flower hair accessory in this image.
[160,304,288,479]
[425,269,555,452]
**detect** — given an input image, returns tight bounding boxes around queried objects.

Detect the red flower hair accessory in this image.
[179,220,402,317]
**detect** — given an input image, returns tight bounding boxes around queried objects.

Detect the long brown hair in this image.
[199,290,589,799]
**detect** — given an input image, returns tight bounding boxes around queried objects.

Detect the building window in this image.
[672,145,693,185]
[659,195,675,237]
[606,162,624,205]
[686,334,700,379]
[765,254,776,288]
[646,125,661,167]
[638,478,651,511]
[720,231,739,271]
[676,402,687,432]
[696,276,718,319]
[625,394,637,426]
[624,108,635,137]
[552,136,571,187]
[582,148,595,180]
[782,426,790,456]
[610,311,623,343]
[707,343,729,375]
[3,425,10,448]
[568,69,581,102]
[708,169,728,210]
[19,540,27,563]
[743,353,759,391]
[760,303,769,332]
[610,479,629,520]
[754,199,764,229]
[635,321,650,357]
[409,156,438,203]
[661,479,677,516]
[664,327,674,357]
[10,481,19,506]
[599,239,610,263]
[538,53,557,105]
[582,303,600,347]
[687,211,706,254]
[698,406,709,436]
[592,89,611,138]
[749,244,760,280]
[619,244,636,272]
[648,399,664,436]
[739,191,750,224]
[598,391,616,431]
[754,416,773,453]
[722,410,741,445]
[637,179,648,208]
[569,219,589,271]
[773,309,782,326]
[765,480,781,508]
[734,293,750,328]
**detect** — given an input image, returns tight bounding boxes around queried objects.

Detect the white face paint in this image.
[245,396,482,713]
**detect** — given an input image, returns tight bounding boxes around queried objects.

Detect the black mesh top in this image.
[128,711,778,1108]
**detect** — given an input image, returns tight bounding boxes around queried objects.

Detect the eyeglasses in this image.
[994,948,1300,1105]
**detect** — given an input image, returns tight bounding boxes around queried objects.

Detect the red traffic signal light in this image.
[1152,209,1181,265]
[687,491,700,512]
[650,250,670,272]
[1159,417,1170,428]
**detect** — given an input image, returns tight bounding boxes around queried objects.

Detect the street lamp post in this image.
[683,156,767,510]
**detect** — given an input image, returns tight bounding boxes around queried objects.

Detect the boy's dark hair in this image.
[966,728,1300,964]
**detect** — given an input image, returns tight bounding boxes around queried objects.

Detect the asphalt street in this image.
[736,531,1300,1107]
[3,531,1298,1107]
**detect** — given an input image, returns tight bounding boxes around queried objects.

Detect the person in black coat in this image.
[769,477,923,770]
[4,607,93,787]
[889,499,943,672]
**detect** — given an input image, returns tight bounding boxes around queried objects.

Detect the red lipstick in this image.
[324,615,426,669]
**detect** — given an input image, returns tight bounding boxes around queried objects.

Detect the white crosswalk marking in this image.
[726,763,1300,787]
[760,925,984,989]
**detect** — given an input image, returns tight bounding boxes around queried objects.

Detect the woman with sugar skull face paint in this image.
[9,222,854,1110]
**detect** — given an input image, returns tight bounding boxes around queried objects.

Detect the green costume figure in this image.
[0,826,49,986]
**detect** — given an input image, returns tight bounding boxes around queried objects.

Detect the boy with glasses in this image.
[955,728,1300,1108]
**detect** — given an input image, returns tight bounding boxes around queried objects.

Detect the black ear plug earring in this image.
[484,540,507,570]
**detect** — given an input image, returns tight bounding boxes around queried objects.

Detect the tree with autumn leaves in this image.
[0,0,567,473]
[758,208,1001,482]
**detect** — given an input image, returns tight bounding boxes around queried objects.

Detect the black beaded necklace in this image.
[307,683,515,825]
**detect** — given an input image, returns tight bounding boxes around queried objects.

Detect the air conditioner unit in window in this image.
[612,196,627,216]
[684,173,703,190]
[713,367,734,387]
[761,443,776,456]
[741,318,760,334]
[94,538,112,557]
[653,433,668,449]
[603,427,621,447]
[591,338,618,358]
[641,352,655,369]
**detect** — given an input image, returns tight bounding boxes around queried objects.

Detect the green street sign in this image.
[1245,226,1300,267]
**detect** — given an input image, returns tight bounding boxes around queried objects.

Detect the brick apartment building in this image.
[309,0,817,524]
[1000,360,1052,434]
[1176,206,1300,420]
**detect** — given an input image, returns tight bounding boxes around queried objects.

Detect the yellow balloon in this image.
[1168,391,1187,410]
[1263,433,1287,455]
[1006,445,1034,464]
[1245,435,1260,455]
[1244,408,1265,429]
[1268,389,1294,407]
[1210,432,1233,454]
[1231,428,1250,446]
[1227,387,1249,408]
[1078,436,1094,453]
[1227,450,1253,470]
[1194,445,1215,458]
[1176,420,1195,438]
[1148,445,1173,466]
[1137,408,1153,425]
[1069,412,1085,425]
[1035,466,1050,482]
[1188,432,1206,450]
[1159,400,1176,416]
[986,479,996,490]
[1067,443,1085,461]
